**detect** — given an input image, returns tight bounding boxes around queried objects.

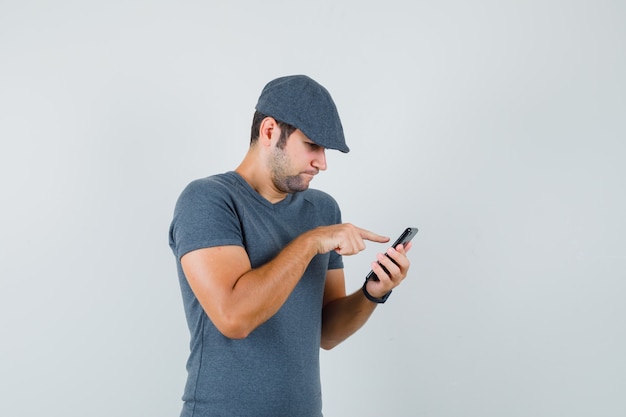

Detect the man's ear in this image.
[259,117,279,146]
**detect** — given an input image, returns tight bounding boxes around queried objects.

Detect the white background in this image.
[1,1,624,416]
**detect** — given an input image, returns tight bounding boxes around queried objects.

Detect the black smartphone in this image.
[365,227,418,282]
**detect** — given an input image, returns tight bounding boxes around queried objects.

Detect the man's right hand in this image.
[308,223,390,256]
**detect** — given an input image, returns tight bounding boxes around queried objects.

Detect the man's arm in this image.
[181,223,389,339]
[320,243,412,350]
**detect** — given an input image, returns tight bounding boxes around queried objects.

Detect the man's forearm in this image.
[225,232,321,337]
[320,289,378,350]
[238,224,384,330]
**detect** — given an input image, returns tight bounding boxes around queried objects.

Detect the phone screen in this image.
[365,227,418,282]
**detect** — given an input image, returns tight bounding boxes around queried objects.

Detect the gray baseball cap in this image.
[255,75,349,153]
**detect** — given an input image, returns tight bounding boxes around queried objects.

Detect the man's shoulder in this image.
[301,188,340,210]
[174,172,243,211]
[186,171,237,189]
[182,172,239,195]
[302,187,333,200]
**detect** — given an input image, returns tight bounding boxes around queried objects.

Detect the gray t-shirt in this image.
[169,171,343,417]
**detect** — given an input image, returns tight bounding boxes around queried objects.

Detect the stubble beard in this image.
[269,147,310,194]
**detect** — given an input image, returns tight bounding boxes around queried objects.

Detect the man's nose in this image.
[313,148,327,171]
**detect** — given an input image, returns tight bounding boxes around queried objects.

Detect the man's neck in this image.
[235,153,287,204]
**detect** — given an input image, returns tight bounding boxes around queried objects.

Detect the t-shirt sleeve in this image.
[325,194,344,271]
[328,251,343,270]
[169,179,243,260]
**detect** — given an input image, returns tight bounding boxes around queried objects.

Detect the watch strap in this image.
[362,282,392,304]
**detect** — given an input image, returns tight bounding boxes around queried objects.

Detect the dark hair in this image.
[250,111,296,149]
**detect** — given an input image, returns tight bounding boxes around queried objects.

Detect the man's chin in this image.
[275,176,311,194]
[289,177,312,193]
[290,183,310,193]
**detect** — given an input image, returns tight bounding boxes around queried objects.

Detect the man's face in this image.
[269,128,327,194]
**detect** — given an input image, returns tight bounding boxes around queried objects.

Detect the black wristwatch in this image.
[361,282,392,304]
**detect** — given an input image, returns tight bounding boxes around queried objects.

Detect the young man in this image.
[169,75,412,417]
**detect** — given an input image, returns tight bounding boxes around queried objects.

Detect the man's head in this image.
[251,75,349,153]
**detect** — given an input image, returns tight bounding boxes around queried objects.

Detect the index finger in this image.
[359,228,390,244]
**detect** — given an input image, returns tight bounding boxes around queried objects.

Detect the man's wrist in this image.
[361,281,392,304]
